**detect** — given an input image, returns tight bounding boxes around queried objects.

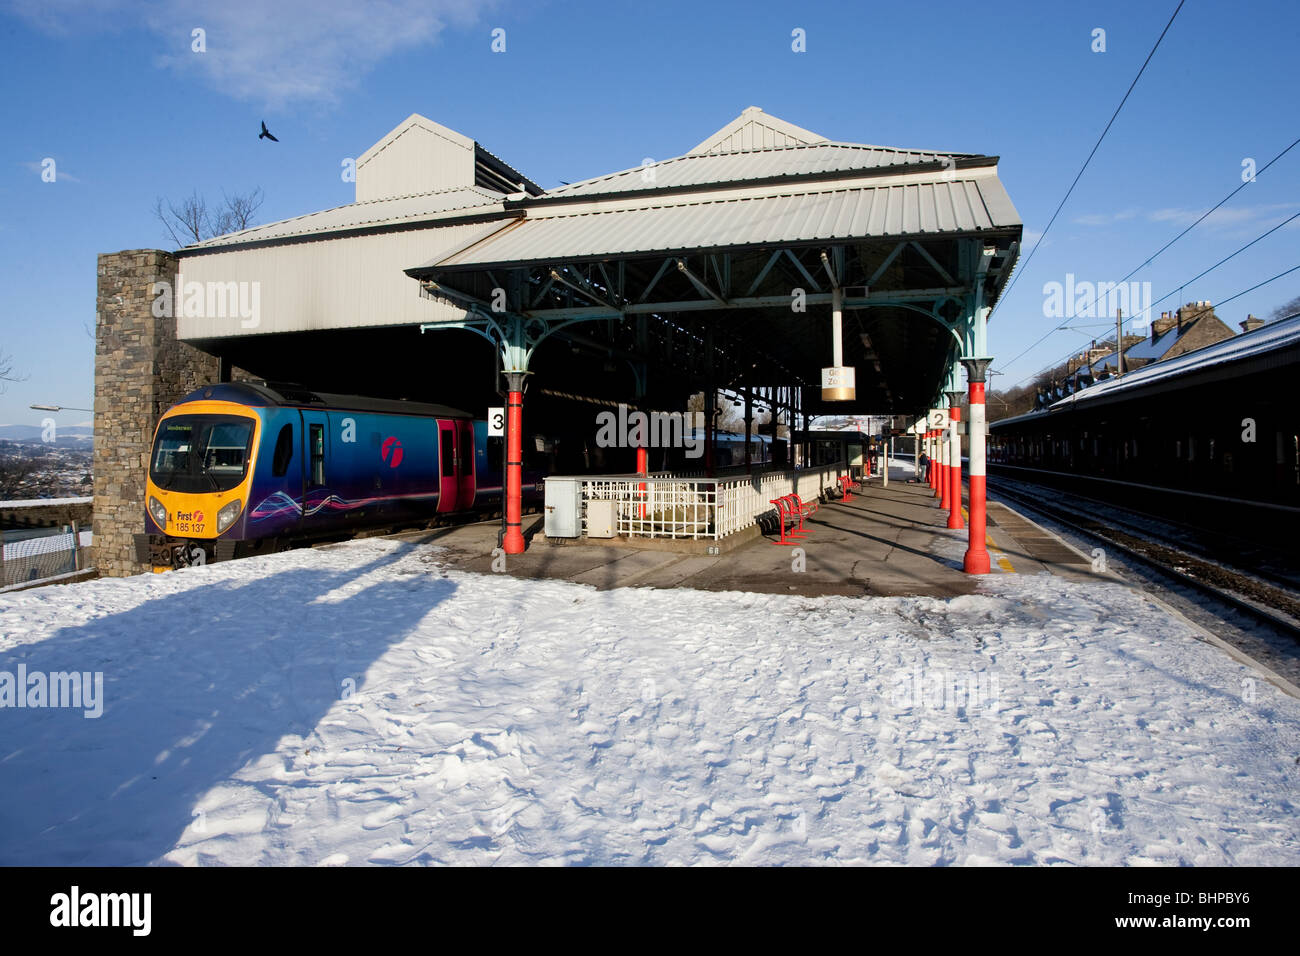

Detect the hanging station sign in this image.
[821,366,856,402]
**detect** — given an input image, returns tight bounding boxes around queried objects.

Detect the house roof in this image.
[1125,322,1189,362]
[1053,313,1299,409]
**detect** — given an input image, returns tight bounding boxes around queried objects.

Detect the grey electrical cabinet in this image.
[586,499,616,538]
[544,477,582,538]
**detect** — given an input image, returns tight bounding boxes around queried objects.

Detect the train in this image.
[988,313,1300,539]
[136,381,542,570]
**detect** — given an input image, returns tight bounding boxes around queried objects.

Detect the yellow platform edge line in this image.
[960,505,1015,572]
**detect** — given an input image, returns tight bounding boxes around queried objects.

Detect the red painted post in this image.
[926,432,935,490]
[932,431,943,498]
[947,404,964,530]
[938,426,951,510]
[503,375,526,555]
[931,431,939,491]
[637,446,648,518]
[963,360,991,574]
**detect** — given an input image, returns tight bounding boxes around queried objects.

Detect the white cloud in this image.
[1147,202,1300,229]
[6,0,496,108]
[1071,209,1138,226]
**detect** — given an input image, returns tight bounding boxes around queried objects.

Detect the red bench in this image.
[769,493,815,546]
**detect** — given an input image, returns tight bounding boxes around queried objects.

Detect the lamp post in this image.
[30,404,92,412]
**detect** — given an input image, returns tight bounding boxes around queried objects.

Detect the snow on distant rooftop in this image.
[0,537,1296,865]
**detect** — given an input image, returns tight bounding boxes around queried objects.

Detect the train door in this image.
[301,409,329,521]
[437,420,456,512]
[436,417,479,513]
[455,418,476,507]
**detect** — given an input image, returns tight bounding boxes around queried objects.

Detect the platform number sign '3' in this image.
[488,407,506,437]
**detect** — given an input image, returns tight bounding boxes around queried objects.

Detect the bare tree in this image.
[154,188,264,247]
[154,190,210,246]
[0,348,24,394]
[0,455,38,498]
[1271,293,1300,322]
[212,187,263,235]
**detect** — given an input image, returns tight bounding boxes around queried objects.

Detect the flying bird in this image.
[259,121,279,142]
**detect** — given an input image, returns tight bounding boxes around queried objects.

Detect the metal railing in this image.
[0,524,90,588]
[579,462,848,540]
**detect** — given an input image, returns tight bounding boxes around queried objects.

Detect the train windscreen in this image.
[151,415,255,493]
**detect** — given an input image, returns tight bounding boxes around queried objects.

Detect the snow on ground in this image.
[0,496,93,508]
[1,537,1297,866]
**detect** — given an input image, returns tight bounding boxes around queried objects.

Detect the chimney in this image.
[1239,314,1264,333]
[1152,310,1176,338]
[1175,301,1211,330]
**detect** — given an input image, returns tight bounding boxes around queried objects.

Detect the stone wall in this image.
[0,499,93,530]
[93,250,222,576]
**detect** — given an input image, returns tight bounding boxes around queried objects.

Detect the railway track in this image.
[985,476,1300,645]
[987,464,1300,592]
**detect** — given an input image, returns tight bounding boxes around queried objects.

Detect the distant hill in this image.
[0,424,94,447]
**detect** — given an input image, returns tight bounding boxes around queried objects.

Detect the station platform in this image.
[392,466,1108,597]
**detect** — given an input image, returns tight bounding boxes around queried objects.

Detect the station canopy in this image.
[408,107,1023,415]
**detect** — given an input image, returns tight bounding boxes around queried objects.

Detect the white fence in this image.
[0,524,91,588]
[579,462,848,540]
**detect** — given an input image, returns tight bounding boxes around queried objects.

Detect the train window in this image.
[441,429,454,477]
[486,436,504,468]
[272,424,294,477]
[458,430,473,475]
[309,424,325,486]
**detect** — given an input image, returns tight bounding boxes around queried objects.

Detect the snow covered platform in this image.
[417,466,1104,598]
[1,534,1297,866]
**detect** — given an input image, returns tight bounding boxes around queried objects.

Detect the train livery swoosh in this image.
[249,488,442,522]
[248,491,300,521]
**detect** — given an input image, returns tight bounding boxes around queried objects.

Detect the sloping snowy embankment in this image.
[0,537,1296,865]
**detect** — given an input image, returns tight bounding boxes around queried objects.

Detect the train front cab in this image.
[139,398,264,571]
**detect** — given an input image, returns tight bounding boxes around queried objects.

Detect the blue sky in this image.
[1,0,1296,424]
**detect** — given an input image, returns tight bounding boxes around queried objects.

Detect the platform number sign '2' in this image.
[488,407,506,437]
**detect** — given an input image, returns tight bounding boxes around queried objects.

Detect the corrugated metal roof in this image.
[688,106,826,154]
[183,186,505,251]
[547,141,979,199]
[427,175,1018,270]
[1053,314,1300,408]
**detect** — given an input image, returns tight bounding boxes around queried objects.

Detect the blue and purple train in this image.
[137,381,538,570]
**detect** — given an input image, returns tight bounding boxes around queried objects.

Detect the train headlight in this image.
[148,496,168,529]
[216,498,242,533]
